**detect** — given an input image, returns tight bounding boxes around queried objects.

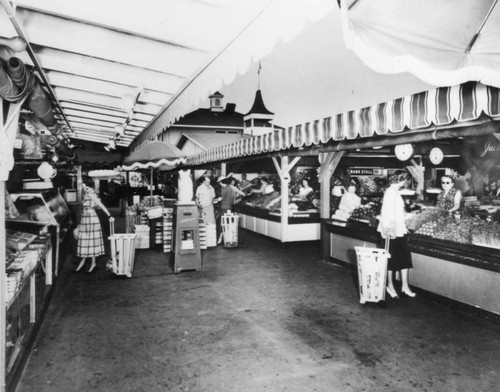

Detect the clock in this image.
[429,147,444,165]
[394,143,414,161]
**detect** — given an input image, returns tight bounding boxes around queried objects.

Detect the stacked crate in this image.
[206,223,217,247]
[199,219,207,250]
[126,213,143,233]
[162,206,174,253]
[134,225,150,249]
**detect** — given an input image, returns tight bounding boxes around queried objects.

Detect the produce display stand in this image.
[354,242,390,304]
[108,218,137,278]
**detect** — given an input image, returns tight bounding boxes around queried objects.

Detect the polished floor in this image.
[15,212,500,392]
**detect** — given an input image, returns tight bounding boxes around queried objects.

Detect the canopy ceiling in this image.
[340,0,500,89]
[0,0,334,152]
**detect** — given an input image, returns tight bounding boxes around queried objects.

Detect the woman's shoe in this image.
[401,288,416,298]
[87,265,97,274]
[386,287,399,299]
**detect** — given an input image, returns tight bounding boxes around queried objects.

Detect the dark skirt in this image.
[379,235,413,271]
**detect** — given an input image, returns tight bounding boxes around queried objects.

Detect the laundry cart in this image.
[221,211,240,248]
[108,218,137,277]
[354,244,390,304]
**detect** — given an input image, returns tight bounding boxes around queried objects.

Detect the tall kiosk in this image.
[171,203,202,273]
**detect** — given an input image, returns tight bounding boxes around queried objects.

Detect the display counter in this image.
[6,189,71,277]
[4,231,52,390]
[235,204,321,242]
[322,219,500,318]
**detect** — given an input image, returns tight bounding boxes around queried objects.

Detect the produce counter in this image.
[322,219,500,318]
[235,204,321,242]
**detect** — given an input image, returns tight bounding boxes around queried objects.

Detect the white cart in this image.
[108,218,137,277]
[221,212,240,248]
[354,244,390,304]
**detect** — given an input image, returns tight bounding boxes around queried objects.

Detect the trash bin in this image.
[354,246,390,304]
[221,212,239,248]
[108,219,137,277]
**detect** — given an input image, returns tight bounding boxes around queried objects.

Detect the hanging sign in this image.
[348,167,383,176]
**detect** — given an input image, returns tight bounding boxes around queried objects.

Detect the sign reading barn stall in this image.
[348,167,383,176]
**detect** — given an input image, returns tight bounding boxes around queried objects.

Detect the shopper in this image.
[220,175,245,213]
[249,177,274,195]
[195,176,216,225]
[437,174,462,213]
[75,176,114,273]
[377,170,416,298]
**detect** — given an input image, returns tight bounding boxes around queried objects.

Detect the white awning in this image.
[340,0,500,89]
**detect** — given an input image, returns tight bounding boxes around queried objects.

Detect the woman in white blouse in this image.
[377,171,416,299]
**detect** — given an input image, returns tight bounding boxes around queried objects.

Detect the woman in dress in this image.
[377,171,416,298]
[76,176,113,273]
[220,175,245,214]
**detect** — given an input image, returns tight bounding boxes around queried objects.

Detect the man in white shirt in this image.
[196,176,216,224]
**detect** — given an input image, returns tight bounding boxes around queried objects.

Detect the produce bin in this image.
[354,245,390,304]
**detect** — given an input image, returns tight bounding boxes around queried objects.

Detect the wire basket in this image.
[221,212,239,248]
[354,246,390,304]
[108,219,137,277]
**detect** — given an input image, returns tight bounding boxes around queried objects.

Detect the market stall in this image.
[185,81,500,320]
[229,156,321,242]
[120,141,187,252]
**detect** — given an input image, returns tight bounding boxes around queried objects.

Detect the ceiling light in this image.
[114,124,125,136]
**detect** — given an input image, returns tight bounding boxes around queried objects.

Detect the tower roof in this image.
[209,91,224,98]
[245,89,273,116]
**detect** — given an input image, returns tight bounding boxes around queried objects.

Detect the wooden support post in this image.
[272,156,300,243]
[318,151,344,219]
[318,151,344,260]
[0,99,7,392]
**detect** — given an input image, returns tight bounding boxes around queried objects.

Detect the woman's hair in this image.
[388,170,408,185]
[441,174,455,183]
[82,175,94,188]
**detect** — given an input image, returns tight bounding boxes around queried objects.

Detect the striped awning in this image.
[185,82,500,166]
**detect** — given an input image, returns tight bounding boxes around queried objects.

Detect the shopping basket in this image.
[354,239,390,304]
[221,211,239,248]
[108,218,137,278]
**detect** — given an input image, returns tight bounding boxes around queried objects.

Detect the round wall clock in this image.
[429,147,444,165]
[394,143,414,161]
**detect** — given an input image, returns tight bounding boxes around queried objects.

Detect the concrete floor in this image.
[15,213,500,392]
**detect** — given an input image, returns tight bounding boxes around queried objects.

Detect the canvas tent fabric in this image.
[121,141,185,171]
[186,82,500,166]
[340,0,500,89]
